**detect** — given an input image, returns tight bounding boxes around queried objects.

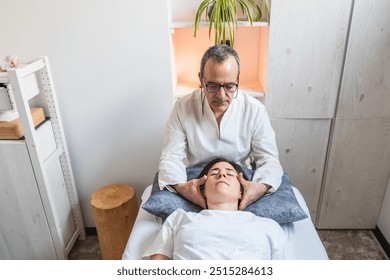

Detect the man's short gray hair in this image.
[199,44,240,79]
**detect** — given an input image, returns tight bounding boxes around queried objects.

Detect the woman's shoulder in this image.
[170,208,199,220]
[171,208,188,216]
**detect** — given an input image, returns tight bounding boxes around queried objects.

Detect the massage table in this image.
[122,185,329,260]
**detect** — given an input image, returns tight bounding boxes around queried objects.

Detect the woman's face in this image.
[204,161,241,204]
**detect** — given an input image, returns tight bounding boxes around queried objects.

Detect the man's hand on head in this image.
[237,173,271,210]
[172,175,208,209]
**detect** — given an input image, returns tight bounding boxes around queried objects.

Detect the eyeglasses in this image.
[204,82,238,93]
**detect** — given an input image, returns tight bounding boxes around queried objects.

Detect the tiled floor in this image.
[68,235,101,260]
[317,230,388,260]
[68,230,389,260]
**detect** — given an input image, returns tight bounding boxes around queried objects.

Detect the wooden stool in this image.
[91,184,138,260]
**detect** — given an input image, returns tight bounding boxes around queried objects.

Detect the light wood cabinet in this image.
[267,0,390,228]
[0,58,85,259]
[316,0,390,228]
[0,141,56,259]
[271,119,332,220]
[266,0,352,119]
[336,0,390,119]
[318,118,390,228]
[266,0,352,223]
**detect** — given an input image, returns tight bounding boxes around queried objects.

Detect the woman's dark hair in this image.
[198,158,247,180]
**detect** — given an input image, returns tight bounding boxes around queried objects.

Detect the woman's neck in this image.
[207,202,238,211]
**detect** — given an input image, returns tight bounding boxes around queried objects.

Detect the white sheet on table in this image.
[122,185,328,260]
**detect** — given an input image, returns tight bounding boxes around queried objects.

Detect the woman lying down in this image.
[143,158,286,260]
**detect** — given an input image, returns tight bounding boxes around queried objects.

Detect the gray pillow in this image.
[142,166,308,224]
[245,173,308,223]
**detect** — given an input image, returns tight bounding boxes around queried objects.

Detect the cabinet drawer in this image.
[36,120,57,161]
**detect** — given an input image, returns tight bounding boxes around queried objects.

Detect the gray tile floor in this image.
[68,235,101,260]
[68,230,389,260]
[317,230,388,260]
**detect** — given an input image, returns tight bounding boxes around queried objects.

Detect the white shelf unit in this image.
[169,21,269,101]
[0,57,85,259]
[170,20,269,29]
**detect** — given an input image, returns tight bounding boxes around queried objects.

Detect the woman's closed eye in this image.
[209,169,236,177]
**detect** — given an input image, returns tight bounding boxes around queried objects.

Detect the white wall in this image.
[170,0,202,21]
[1,0,174,226]
[378,177,390,243]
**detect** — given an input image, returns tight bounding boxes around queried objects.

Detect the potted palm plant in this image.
[193,0,270,47]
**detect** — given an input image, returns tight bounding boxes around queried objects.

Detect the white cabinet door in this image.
[0,141,57,259]
[271,119,331,222]
[337,0,390,118]
[318,0,390,228]
[318,118,390,229]
[266,0,352,119]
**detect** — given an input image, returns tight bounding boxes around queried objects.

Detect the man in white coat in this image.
[159,44,283,210]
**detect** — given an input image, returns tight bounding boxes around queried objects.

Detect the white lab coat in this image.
[159,89,283,191]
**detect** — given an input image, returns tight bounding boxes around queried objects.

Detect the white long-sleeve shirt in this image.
[159,89,283,191]
[143,209,286,260]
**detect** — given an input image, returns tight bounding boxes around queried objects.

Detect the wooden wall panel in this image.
[337,0,390,118]
[317,117,390,229]
[271,118,332,221]
[266,0,352,119]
